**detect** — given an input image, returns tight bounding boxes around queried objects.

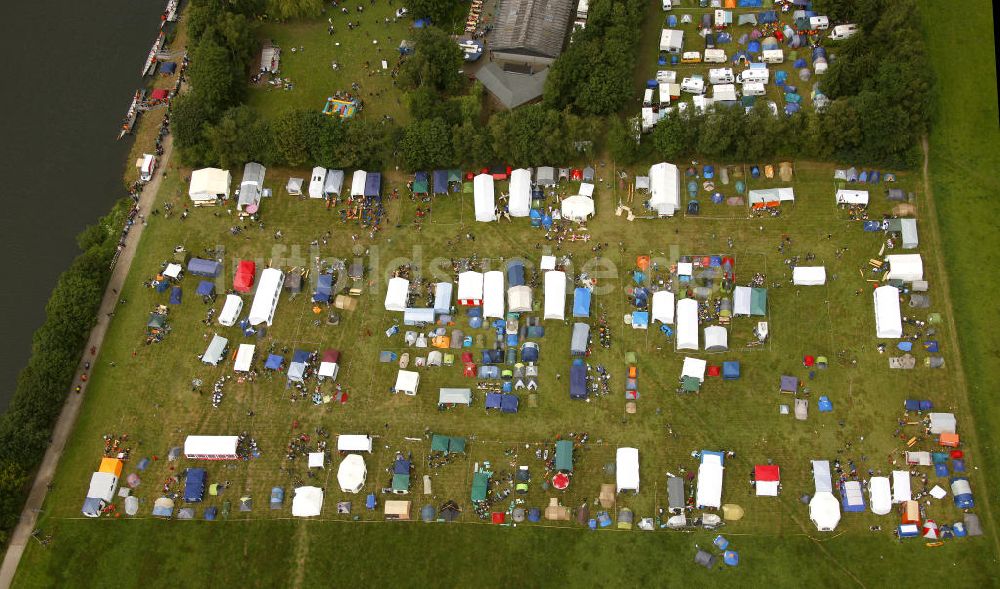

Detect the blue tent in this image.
[573,288,591,317]
[793,57,807,68]
[479,365,499,379]
[541,215,553,229]
[784,103,802,115]
[393,458,411,475]
[953,459,966,473]
[155,280,169,293]
[818,396,833,412]
[723,361,740,380]
[432,170,449,194]
[481,349,501,364]
[184,468,206,502]
[204,506,217,520]
[413,18,430,28]
[521,343,539,363]
[506,260,526,286]
[841,482,866,512]
[529,209,542,227]
[159,61,177,74]
[485,392,502,409]
[265,354,284,370]
[667,15,677,27]
[527,508,541,522]
[364,172,381,198]
[169,286,182,304]
[732,50,750,63]
[500,394,519,413]
[775,70,788,86]
[717,33,732,44]
[747,40,761,54]
[951,477,974,508]
[738,0,761,6]
[312,273,333,303]
[570,363,587,400]
[934,463,949,477]
[724,551,740,566]
[196,281,215,297]
[187,258,222,277]
[366,493,377,509]
[631,311,648,329]
[758,10,778,24]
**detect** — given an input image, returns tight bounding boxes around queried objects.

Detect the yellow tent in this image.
[99,457,124,478]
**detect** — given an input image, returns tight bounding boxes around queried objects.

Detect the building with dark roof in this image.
[490,0,574,69]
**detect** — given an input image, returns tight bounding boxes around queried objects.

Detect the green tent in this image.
[413,177,429,194]
[555,440,573,472]
[750,288,767,316]
[471,472,489,502]
[431,435,450,453]
[392,473,410,492]
[449,436,466,454]
[625,351,637,365]
[448,169,463,183]
[462,181,473,194]
[681,376,701,393]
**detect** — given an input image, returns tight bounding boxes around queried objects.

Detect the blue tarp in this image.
[485,392,502,409]
[313,273,333,302]
[81,496,104,517]
[204,507,217,520]
[265,354,284,369]
[169,286,182,305]
[841,483,866,512]
[432,170,449,194]
[196,281,215,296]
[738,0,762,6]
[393,458,411,475]
[631,311,648,329]
[159,61,177,74]
[187,258,222,277]
[500,394,519,413]
[723,361,740,380]
[747,40,761,53]
[570,363,587,399]
[506,260,525,286]
[573,288,591,317]
[935,463,949,477]
[818,396,833,412]
[364,172,381,197]
[184,468,206,502]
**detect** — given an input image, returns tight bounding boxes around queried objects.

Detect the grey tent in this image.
[570,323,590,356]
[667,476,685,511]
[202,335,228,366]
[908,294,930,308]
[889,354,916,369]
[635,176,650,191]
[886,188,906,202]
[239,163,266,211]
[737,13,757,25]
[794,398,808,420]
[420,504,436,522]
[536,166,556,187]
[124,495,139,515]
[900,218,918,249]
[582,166,595,182]
[965,513,983,536]
[695,550,717,569]
[324,170,344,197]
[438,388,472,406]
[284,272,302,293]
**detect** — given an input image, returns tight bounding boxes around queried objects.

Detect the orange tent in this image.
[901,500,920,524]
[724,0,736,7]
[636,255,650,271]
[939,433,960,447]
[99,457,124,478]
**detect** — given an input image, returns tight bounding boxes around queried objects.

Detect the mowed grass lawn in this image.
[12,147,999,587]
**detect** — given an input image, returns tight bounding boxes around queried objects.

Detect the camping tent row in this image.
[474,174,496,222]
[885,254,923,282]
[248,268,284,326]
[615,447,639,493]
[349,170,382,198]
[835,189,869,206]
[648,163,680,216]
[544,271,566,320]
[651,290,674,324]
[696,451,724,508]
[792,266,826,286]
[733,286,767,316]
[676,298,698,350]
[747,187,795,207]
[874,285,903,339]
[188,167,232,205]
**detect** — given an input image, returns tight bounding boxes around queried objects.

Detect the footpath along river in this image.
[0,0,163,409]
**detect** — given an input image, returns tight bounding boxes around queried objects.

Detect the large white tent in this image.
[202,335,228,366]
[835,189,869,206]
[648,163,680,216]
[384,277,409,312]
[308,166,327,199]
[809,460,840,531]
[218,294,243,327]
[473,173,496,222]
[248,268,284,326]
[337,434,373,453]
[433,282,452,314]
[543,271,566,320]
[892,471,911,504]
[615,447,640,493]
[395,370,420,396]
[733,286,752,316]
[183,435,240,460]
[337,454,367,493]
[457,271,484,305]
[696,453,724,508]
[291,485,324,517]
[351,170,367,197]
[676,298,699,350]
[189,168,231,204]
[233,344,255,372]
[792,266,826,286]
[747,187,795,206]
[873,286,903,338]
[482,271,505,318]
[508,285,533,312]
[651,290,675,324]
[869,477,891,515]
[703,325,728,352]
[561,195,595,221]
[885,254,923,282]
[508,168,532,217]
[681,357,707,382]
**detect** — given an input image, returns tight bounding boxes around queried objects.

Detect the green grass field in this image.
[11,2,1000,588]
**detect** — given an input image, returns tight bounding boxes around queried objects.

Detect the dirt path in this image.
[0,134,173,589]
[918,136,1000,557]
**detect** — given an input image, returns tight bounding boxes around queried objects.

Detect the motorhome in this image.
[703,49,727,63]
[708,68,734,85]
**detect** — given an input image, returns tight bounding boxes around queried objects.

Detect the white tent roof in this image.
[651,290,675,324]
[812,460,833,493]
[351,170,367,196]
[395,370,420,394]
[508,285,533,312]
[561,195,595,221]
[473,173,496,222]
[615,447,640,492]
[681,357,707,382]
[508,168,532,217]
[385,277,409,311]
[286,177,303,195]
[540,255,556,271]
[900,218,918,248]
[337,454,367,493]
[438,388,472,405]
[457,271,484,302]
[483,271,505,318]
[579,183,594,197]
[202,335,228,365]
[676,298,699,350]
[218,294,243,326]
[233,344,255,372]
[886,254,923,282]
[433,282,453,313]
[248,268,284,326]
[836,189,869,205]
[792,266,826,286]
[869,477,891,515]
[873,286,902,338]
[733,286,751,316]
[291,485,324,517]
[892,471,911,503]
[649,163,680,216]
[309,166,327,199]
[543,271,566,320]
[184,435,239,459]
[659,28,683,51]
[712,83,737,102]
[87,472,118,502]
[748,187,795,205]
[337,435,372,453]
[308,452,325,468]
[189,168,231,201]
[318,360,338,378]
[928,413,956,434]
[696,454,723,508]
[809,492,841,531]
[163,263,182,279]
[704,325,728,351]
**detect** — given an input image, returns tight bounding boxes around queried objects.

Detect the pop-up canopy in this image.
[616,447,640,492]
[292,486,324,517]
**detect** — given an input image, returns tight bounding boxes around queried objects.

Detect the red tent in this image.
[234,260,256,293]
[570,169,583,181]
[755,465,779,482]
[491,512,506,524]
[803,355,815,367]
[552,472,570,490]
[463,363,476,377]
[150,88,169,101]
[707,365,721,377]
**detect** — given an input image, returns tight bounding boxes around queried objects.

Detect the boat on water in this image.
[141,32,166,77]
[163,0,180,26]
[118,90,146,140]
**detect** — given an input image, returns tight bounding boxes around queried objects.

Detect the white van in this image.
[218,294,244,327]
[741,82,766,96]
[703,49,727,64]
[643,88,654,106]
[810,15,829,30]
[761,49,784,64]
[737,68,769,84]
[708,67,734,85]
[680,76,705,95]
[656,70,676,84]
[681,51,702,64]
[829,24,857,40]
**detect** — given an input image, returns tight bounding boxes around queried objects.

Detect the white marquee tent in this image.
[457,271,484,305]
[337,454,367,493]
[681,357,707,382]
[869,477,892,515]
[508,285,533,313]
[873,286,902,338]
[733,286,752,316]
[676,298,699,350]
[202,335,228,366]
[473,173,496,222]
[248,268,284,326]
[792,266,826,286]
[508,168,531,217]
[483,271,505,319]
[809,460,840,531]
[434,282,452,314]
[560,195,594,221]
[835,189,869,206]
[291,485,324,517]
[616,447,640,493]
[337,434,373,453]
[885,254,923,282]
[648,163,680,216]
[651,290,675,324]
[747,187,795,206]
[189,168,231,204]
[543,271,566,320]
[351,170,367,197]
[384,277,409,312]
[395,370,420,396]
[703,325,728,352]
[233,344,255,372]
[696,453,724,508]
[218,294,243,327]
[892,470,911,504]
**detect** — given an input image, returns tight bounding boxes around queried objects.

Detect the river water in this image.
[0,1,164,409]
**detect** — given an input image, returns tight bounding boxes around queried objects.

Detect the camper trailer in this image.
[681,51,702,64]
[761,49,784,64]
[810,16,829,30]
[829,24,857,40]
[709,68,734,85]
[681,76,706,95]
[737,67,769,84]
[703,49,726,64]
[742,82,766,96]
[661,0,672,10]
